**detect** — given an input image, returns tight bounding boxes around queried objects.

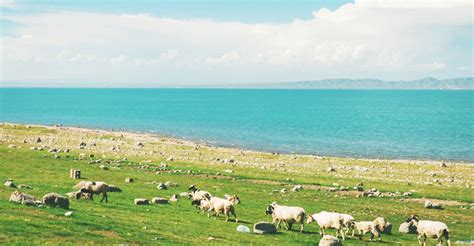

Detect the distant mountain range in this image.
[218,77,474,89]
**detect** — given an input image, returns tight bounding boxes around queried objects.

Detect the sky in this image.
[0,0,473,87]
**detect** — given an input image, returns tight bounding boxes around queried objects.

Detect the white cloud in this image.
[0,0,15,8]
[1,0,472,86]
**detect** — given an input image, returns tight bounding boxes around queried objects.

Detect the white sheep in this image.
[352,221,381,241]
[207,195,240,222]
[73,181,109,203]
[307,211,345,240]
[266,202,305,232]
[197,199,211,214]
[406,215,451,246]
[338,213,355,235]
[188,185,212,201]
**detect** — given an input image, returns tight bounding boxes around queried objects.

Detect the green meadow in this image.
[0,124,473,245]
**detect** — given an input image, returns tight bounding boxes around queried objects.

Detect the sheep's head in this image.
[406,215,419,224]
[188,185,197,192]
[229,195,240,204]
[265,205,274,215]
[306,215,315,224]
[204,193,212,200]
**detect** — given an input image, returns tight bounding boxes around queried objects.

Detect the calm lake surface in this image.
[1,89,473,161]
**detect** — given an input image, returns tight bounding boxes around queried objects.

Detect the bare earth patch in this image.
[401,198,469,206]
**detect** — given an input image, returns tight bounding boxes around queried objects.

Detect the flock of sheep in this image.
[187,185,452,246]
[10,179,452,245]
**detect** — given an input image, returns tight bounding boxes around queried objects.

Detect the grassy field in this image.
[0,123,473,245]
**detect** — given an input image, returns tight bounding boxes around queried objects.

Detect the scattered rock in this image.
[65,211,73,217]
[424,200,442,209]
[207,237,215,241]
[125,177,134,183]
[224,169,234,173]
[42,193,69,209]
[327,167,336,172]
[134,198,149,205]
[99,165,108,170]
[151,197,168,204]
[137,142,144,147]
[383,222,392,234]
[170,194,179,202]
[179,192,189,197]
[157,183,167,190]
[253,222,277,234]
[440,162,447,168]
[36,137,42,143]
[166,156,174,161]
[318,235,342,246]
[18,184,32,189]
[9,191,37,206]
[399,222,417,234]
[237,225,251,233]
[7,144,17,149]
[4,180,16,188]
[292,185,303,192]
[280,188,287,193]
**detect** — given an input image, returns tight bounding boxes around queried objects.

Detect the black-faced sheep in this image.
[266,202,305,232]
[406,215,451,246]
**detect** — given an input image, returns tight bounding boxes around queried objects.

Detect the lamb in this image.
[9,191,37,206]
[406,215,451,246]
[352,220,382,241]
[207,195,240,222]
[338,213,355,235]
[266,202,305,232]
[73,181,109,203]
[188,185,212,201]
[307,211,345,239]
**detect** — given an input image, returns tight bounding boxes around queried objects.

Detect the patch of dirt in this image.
[245,179,284,185]
[401,198,468,206]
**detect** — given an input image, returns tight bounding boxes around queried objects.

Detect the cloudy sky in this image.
[0,0,472,87]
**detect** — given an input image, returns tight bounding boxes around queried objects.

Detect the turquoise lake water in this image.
[1,89,473,161]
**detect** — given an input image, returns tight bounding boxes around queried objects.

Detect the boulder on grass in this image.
[9,191,36,206]
[399,222,417,234]
[134,198,149,205]
[4,181,16,188]
[151,197,168,204]
[383,222,393,234]
[253,222,277,234]
[42,193,70,209]
[318,235,342,246]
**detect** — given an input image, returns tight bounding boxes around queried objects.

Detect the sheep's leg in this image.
[319,228,323,236]
[230,207,238,223]
[90,193,94,201]
[341,229,346,241]
[284,222,290,231]
[299,223,304,233]
[351,228,355,237]
[276,220,282,229]
[445,231,451,246]
[224,209,229,222]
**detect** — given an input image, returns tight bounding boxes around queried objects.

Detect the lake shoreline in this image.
[2,121,472,165]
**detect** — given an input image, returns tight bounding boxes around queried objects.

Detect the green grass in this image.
[0,124,473,245]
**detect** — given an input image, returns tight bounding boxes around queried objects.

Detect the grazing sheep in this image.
[406,215,451,246]
[307,211,345,240]
[266,202,305,232]
[42,192,69,209]
[73,181,109,203]
[207,195,240,222]
[352,220,382,241]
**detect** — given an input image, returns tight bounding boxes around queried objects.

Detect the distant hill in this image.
[219,77,474,89]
